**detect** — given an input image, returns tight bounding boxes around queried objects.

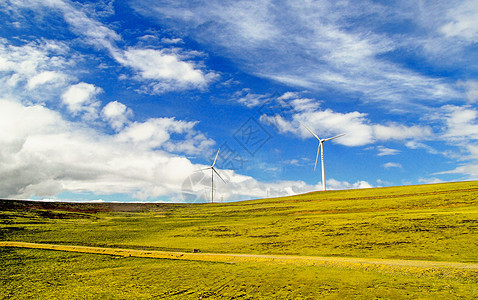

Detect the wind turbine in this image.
[300,122,345,191]
[199,148,226,203]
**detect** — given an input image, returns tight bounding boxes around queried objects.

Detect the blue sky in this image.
[1,0,477,202]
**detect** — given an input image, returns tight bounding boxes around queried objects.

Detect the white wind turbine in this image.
[300,122,345,191]
[199,148,226,203]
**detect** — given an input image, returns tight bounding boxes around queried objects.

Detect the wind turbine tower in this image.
[300,122,345,191]
[199,148,226,203]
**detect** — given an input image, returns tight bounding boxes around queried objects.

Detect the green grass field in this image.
[2,247,477,299]
[1,181,478,298]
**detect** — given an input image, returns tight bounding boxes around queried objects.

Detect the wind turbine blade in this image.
[314,143,321,171]
[195,167,212,172]
[323,134,345,142]
[211,148,220,167]
[299,122,321,141]
[212,167,226,184]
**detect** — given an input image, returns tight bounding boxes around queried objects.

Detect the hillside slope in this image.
[1,181,478,262]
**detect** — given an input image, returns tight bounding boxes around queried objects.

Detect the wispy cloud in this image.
[440,0,478,43]
[383,162,403,169]
[430,105,478,179]
[377,146,401,156]
[132,0,462,107]
[6,0,217,94]
[458,80,478,103]
[232,88,271,108]
[418,177,444,184]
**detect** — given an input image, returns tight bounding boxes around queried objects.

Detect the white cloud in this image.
[27,71,68,90]
[428,105,478,179]
[116,117,215,156]
[377,146,400,156]
[418,177,444,184]
[458,80,478,103]
[435,164,478,178]
[0,98,373,202]
[373,124,432,141]
[0,38,74,101]
[233,88,269,108]
[260,94,432,146]
[405,141,439,155]
[102,101,133,131]
[61,83,102,120]
[440,0,478,43]
[23,0,121,52]
[0,98,208,199]
[117,118,196,148]
[441,105,478,141]
[298,109,374,146]
[114,48,216,93]
[326,179,373,190]
[184,171,374,202]
[383,162,403,169]
[161,37,183,44]
[375,179,391,186]
[283,159,300,166]
[132,0,460,106]
[163,132,215,156]
[7,0,217,94]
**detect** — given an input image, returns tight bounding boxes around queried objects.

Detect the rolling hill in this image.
[1,181,478,298]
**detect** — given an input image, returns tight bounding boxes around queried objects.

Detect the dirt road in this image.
[2,241,477,275]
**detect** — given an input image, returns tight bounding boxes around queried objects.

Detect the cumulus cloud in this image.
[184,171,373,202]
[117,118,195,148]
[113,48,216,93]
[0,38,74,102]
[431,105,478,179]
[61,83,102,120]
[260,94,432,146]
[27,71,68,90]
[101,101,133,131]
[326,179,373,190]
[440,105,478,141]
[0,98,208,199]
[115,117,216,156]
[163,132,215,156]
[0,98,371,201]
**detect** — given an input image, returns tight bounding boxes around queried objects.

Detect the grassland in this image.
[2,246,477,299]
[1,181,478,298]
